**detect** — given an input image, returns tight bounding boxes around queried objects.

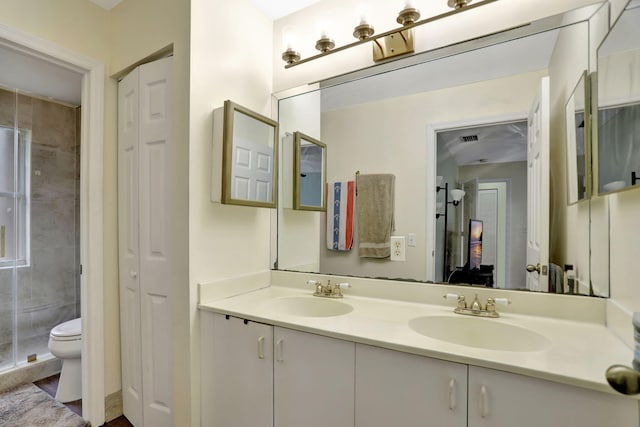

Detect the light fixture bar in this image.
[284,0,498,69]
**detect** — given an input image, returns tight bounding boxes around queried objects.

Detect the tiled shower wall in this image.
[0,87,80,366]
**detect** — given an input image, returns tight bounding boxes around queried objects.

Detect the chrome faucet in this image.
[307,279,350,298]
[443,293,510,318]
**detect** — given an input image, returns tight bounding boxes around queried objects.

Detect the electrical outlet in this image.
[390,236,406,261]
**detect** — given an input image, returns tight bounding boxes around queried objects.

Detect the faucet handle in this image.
[494,297,511,306]
[338,282,351,290]
[307,279,320,286]
[444,293,466,308]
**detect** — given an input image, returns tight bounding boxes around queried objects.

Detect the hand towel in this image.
[357,174,395,258]
[326,181,355,251]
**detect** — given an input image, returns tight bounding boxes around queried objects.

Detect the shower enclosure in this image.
[0,87,80,372]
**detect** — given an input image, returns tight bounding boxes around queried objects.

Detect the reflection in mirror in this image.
[565,71,591,204]
[436,121,527,290]
[276,6,598,294]
[596,3,640,194]
[294,132,326,211]
[222,100,278,208]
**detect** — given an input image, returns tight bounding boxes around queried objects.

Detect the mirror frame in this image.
[565,70,592,205]
[221,99,279,208]
[293,131,326,211]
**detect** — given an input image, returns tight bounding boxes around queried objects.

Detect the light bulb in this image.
[282,26,298,50]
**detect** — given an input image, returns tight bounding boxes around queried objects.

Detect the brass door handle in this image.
[526,263,540,273]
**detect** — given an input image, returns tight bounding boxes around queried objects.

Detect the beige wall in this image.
[0,0,119,399]
[547,22,591,290]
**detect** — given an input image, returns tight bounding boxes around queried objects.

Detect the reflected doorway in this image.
[435,120,528,290]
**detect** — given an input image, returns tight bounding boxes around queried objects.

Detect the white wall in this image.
[189,0,274,425]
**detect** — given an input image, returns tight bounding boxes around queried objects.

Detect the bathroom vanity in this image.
[199,272,638,427]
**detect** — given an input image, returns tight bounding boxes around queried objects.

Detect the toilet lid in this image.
[51,318,81,339]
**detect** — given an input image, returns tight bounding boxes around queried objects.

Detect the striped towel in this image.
[326,181,355,251]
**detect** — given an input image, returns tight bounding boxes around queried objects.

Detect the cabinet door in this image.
[201,312,273,427]
[274,327,355,427]
[468,366,638,427]
[355,344,467,427]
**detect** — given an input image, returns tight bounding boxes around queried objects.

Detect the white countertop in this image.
[198,278,634,398]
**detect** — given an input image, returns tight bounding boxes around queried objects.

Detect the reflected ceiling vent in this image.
[461,135,479,142]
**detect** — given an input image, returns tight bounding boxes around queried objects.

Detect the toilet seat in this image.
[50,318,81,341]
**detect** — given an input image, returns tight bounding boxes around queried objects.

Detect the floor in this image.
[33,374,133,427]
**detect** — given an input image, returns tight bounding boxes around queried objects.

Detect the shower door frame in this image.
[0,23,106,426]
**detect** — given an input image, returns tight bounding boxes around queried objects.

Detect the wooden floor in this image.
[33,374,133,427]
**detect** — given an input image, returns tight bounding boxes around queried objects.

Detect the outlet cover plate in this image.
[390,236,406,261]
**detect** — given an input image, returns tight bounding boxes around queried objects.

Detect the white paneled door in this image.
[526,77,550,292]
[118,56,173,427]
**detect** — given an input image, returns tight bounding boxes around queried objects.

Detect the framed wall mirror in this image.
[293,131,326,211]
[275,3,604,295]
[221,100,278,208]
[565,71,591,204]
[595,2,640,195]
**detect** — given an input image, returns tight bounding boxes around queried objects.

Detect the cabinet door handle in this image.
[276,339,283,362]
[480,385,489,418]
[448,378,456,410]
[258,336,265,359]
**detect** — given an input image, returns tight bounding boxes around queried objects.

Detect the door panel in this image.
[526,77,550,291]
[138,57,173,427]
[117,67,143,427]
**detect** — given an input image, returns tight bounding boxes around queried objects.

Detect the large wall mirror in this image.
[595,1,640,195]
[220,100,278,208]
[275,3,606,295]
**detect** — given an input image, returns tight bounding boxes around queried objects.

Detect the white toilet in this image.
[48,317,82,403]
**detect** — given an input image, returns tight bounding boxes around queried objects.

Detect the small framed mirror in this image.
[565,71,591,204]
[222,100,278,208]
[293,131,326,211]
[595,3,640,195]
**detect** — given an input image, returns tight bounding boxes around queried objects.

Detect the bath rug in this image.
[0,382,87,427]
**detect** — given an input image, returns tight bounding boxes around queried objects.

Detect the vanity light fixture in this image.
[281,0,496,68]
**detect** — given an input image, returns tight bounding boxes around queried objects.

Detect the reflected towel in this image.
[357,174,395,258]
[326,181,355,251]
[548,263,564,293]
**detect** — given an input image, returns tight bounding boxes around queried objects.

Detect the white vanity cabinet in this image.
[274,327,355,427]
[200,312,274,427]
[467,366,638,427]
[355,344,468,427]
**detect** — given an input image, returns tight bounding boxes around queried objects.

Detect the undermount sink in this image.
[265,296,354,318]
[408,315,550,352]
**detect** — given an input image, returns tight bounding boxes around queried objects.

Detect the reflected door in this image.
[526,77,550,291]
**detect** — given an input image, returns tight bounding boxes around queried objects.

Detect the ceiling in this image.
[88,0,319,19]
[438,121,528,166]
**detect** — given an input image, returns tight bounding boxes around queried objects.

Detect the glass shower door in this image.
[0,124,18,371]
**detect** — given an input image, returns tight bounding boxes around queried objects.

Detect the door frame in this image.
[426,113,525,282]
[0,23,105,425]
